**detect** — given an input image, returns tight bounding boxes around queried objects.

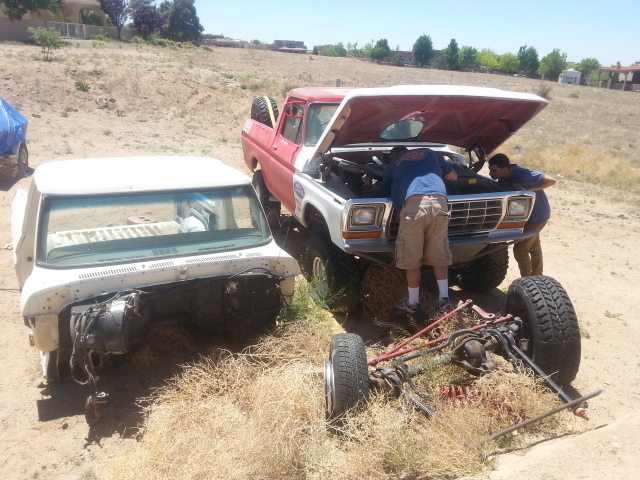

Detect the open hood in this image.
[313,85,547,157]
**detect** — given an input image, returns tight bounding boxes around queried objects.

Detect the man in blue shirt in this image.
[380,146,458,314]
[488,153,556,277]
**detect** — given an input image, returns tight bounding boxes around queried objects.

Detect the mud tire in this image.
[325,333,369,421]
[453,244,509,291]
[305,231,362,313]
[250,96,279,128]
[505,275,581,387]
[252,170,281,228]
[17,143,28,177]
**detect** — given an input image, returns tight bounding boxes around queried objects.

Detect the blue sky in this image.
[186,0,638,67]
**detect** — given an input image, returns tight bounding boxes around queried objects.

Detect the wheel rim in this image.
[17,150,27,176]
[312,256,329,298]
[324,359,335,418]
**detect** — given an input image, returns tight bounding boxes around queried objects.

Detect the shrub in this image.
[28,27,64,61]
[534,83,552,100]
[75,80,90,92]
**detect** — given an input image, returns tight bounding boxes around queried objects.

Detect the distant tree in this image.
[443,39,460,70]
[498,52,520,74]
[80,10,103,26]
[99,0,128,40]
[477,48,499,70]
[163,0,204,44]
[249,39,263,45]
[412,35,434,66]
[578,57,600,79]
[0,0,62,20]
[28,26,63,60]
[370,38,390,62]
[539,48,567,80]
[323,42,347,57]
[517,45,539,75]
[132,5,164,39]
[391,54,405,66]
[458,46,478,69]
[127,0,153,16]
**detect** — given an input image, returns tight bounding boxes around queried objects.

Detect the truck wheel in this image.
[453,244,509,291]
[17,143,28,177]
[505,276,581,387]
[325,333,369,421]
[250,96,279,128]
[252,170,281,228]
[306,231,362,313]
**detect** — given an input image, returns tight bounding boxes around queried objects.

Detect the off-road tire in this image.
[250,96,279,128]
[505,275,581,386]
[453,244,509,291]
[305,231,362,313]
[325,333,369,421]
[252,170,281,228]
[17,143,28,177]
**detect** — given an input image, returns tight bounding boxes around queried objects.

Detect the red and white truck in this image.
[242,85,548,311]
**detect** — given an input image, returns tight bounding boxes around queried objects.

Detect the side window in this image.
[281,102,304,144]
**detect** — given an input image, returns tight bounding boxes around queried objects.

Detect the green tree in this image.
[99,0,128,40]
[127,0,154,16]
[132,5,164,39]
[442,39,460,70]
[323,42,346,57]
[0,0,62,20]
[250,39,263,45]
[163,0,203,44]
[391,54,404,66]
[370,38,390,62]
[539,48,567,80]
[517,45,539,75]
[477,48,499,69]
[458,46,478,69]
[80,10,103,26]
[578,57,600,79]
[498,52,520,74]
[412,35,434,66]
[28,26,63,60]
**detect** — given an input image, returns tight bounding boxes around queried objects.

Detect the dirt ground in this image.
[1,42,640,479]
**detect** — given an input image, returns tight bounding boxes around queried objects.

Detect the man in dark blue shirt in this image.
[488,153,556,277]
[380,146,458,314]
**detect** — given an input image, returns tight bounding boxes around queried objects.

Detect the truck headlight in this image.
[507,198,531,218]
[351,206,376,226]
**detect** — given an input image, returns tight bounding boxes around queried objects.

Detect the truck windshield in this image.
[304,103,339,146]
[38,186,271,267]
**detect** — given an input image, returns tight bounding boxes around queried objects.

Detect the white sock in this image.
[408,287,420,304]
[437,279,449,300]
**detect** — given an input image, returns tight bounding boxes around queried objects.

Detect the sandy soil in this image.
[1,42,640,479]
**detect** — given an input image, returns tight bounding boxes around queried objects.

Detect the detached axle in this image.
[324,276,599,437]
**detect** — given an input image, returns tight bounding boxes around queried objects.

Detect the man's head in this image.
[389,146,408,163]
[488,153,512,181]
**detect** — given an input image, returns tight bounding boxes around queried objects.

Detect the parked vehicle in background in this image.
[0,96,29,177]
[241,86,548,311]
[11,156,301,408]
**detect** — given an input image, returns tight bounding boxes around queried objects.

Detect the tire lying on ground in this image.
[505,275,581,387]
[250,96,279,128]
[305,231,363,314]
[324,333,370,421]
[17,143,28,177]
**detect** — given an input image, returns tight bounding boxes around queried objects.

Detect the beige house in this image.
[0,0,105,24]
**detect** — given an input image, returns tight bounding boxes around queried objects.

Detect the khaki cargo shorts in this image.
[395,196,452,270]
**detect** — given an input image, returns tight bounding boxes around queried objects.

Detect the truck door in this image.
[265,101,305,213]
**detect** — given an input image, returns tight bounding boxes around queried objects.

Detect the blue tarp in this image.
[0,97,28,155]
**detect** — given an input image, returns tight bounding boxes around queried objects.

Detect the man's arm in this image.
[514,173,555,191]
[444,170,458,181]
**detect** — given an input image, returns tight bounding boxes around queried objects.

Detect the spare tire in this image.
[250,96,279,128]
[505,276,581,387]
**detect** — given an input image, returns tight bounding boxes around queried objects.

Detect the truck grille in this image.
[387,199,503,238]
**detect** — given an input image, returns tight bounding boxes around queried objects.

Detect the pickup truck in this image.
[242,85,548,311]
[11,156,300,408]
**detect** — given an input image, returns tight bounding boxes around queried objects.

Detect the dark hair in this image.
[389,145,408,161]
[488,153,511,169]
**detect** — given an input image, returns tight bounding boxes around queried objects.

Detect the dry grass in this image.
[107,307,586,480]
